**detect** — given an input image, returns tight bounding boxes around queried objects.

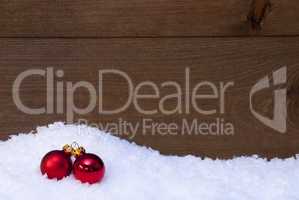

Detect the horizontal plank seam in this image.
[0,35,299,39]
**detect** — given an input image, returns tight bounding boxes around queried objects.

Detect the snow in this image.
[0,122,299,200]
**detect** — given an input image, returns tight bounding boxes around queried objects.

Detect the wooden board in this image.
[0,0,299,37]
[0,38,298,158]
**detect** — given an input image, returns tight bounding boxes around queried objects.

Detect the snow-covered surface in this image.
[0,122,298,200]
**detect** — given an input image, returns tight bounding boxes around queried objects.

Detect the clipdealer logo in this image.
[249,66,287,133]
[12,66,287,136]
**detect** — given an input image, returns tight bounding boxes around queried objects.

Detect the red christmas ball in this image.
[73,153,105,184]
[40,150,72,180]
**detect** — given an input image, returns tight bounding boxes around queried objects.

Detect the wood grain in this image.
[0,0,299,37]
[0,38,298,158]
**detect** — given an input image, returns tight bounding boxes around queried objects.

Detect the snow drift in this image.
[0,122,298,200]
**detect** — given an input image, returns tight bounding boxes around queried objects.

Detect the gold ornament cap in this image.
[63,144,73,155]
[62,142,86,157]
[72,146,86,157]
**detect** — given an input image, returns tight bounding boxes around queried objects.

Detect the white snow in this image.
[0,122,298,200]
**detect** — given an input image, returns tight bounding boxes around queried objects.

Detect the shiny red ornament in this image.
[73,153,105,184]
[40,150,72,180]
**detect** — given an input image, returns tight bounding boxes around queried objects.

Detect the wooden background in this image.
[0,0,298,158]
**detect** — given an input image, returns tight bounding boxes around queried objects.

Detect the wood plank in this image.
[0,0,299,37]
[0,38,298,158]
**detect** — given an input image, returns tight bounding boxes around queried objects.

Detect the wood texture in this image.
[0,0,299,37]
[0,38,298,158]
